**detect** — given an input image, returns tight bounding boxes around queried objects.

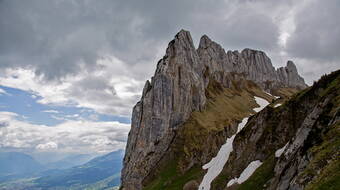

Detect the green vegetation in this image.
[142,78,299,189]
[143,79,280,189]
[180,79,273,158]
[237,155,276,190]
[0,151,123,190]
[211,155,276,190]
[143,71,340,190]
[288,70,340,189]
[143,159,203,190]
[273,87,299,99]
[303,122,340,190]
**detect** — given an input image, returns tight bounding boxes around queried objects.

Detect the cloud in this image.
[43,110,59,114]
[0,0,291,117]
[283,0,340,83]
[0,88,10,96]
[0,0,288,79]
[0,111,130,153]
[0,57,144,116]
[285,0,340,61]
[36,142,58,151]
[0,121,9,128]
[0,0,339,117]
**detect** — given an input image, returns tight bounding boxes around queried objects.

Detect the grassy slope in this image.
[301,71,340,190]
[236,155,276,190]
[143,71,340,190]
[304,122,340,190]
[143,159,203,190]
[143,79,290,190]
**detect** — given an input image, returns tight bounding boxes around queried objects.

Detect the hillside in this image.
[0,150,124,190]
[44,154,95,170]
[0,152,45,181]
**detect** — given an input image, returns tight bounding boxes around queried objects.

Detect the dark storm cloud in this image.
[0,0,282,81]
[286,0,340,62]
[212,9,280,51]
[0,0,338,96]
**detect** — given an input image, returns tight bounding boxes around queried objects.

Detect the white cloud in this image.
[43,110,60,113]
[65,114,79,118]
[0,56,145,116]
[0,111,130,154]
[36,142,58,151]
[0,88,10,96]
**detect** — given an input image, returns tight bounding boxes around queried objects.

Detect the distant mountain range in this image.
[0,150,124,190]
[44,154,95,170]
[0,152,45,177]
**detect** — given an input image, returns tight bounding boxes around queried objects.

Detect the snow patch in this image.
[274,103,282,108]
[198,96,269,190]
[199,135,235,190]
[227,178,237,187]
[253,96,270,112]
[237,117,249,133]
[275,142,289,157]
[227,160,263,187]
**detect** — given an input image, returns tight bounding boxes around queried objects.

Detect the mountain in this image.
[44,154,95,169]
[120,30,339,190]
[34,150,124,189]
[0,150,124,190]
[0,152,44,178]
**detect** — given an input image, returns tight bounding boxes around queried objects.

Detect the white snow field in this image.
[198,96,269,190]
[227,160,263,187]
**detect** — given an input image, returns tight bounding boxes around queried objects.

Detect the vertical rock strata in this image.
[121,30,307,190]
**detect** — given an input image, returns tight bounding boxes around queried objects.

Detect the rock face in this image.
[121,31,206,190]
[197,35,307,90]
[215,70,340,190]
[121,30,307,190]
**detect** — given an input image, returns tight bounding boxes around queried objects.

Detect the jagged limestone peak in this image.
[121,30,308,190]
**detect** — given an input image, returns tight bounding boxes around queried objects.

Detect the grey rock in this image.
[121,30,307,190]
[197,35,307,90]
[268,97,333,190]
[121,30,206,190]
[277,60,308,89]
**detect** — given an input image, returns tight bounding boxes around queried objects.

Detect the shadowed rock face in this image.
[121,30,307,190]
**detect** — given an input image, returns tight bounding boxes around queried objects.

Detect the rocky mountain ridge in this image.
[121,30,310,190]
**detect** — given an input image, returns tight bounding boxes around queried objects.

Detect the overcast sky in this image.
[0,0,339,156]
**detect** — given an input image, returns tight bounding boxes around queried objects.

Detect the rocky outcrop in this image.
[212,70,340,190]
[277,60,307,89]
[197,35,307,90]
[121,30,206,190]
[121,30,307,190]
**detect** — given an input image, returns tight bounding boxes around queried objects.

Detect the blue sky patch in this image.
[0,86,130,126]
